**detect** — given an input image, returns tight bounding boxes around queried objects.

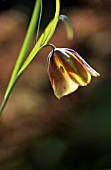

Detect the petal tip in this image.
[94,72,100,77]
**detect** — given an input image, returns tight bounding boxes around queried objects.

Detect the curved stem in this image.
[0,43,56,114]
[4,0,42,99]
[59,14,73,40]
[16,0,60,76]
[40,43,56,50]
[0,0,60,114]
[0,0,42,114]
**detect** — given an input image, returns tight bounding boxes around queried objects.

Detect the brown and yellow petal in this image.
[47,51,79,98]
[47,48,100,99]
[54,49,92,86]
[64,48,100,77]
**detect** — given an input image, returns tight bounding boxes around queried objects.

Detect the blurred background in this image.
[0,0,111,169]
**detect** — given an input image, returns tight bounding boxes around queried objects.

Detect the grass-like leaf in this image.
[0,0,60,113]
[4,0,42,99]
[59,14,73,40]
[15,0,60,76]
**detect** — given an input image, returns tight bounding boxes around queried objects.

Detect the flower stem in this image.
[0,0,42,114]
[0,0,60,114]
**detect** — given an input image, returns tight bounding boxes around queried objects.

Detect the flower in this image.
[47,48,100,99]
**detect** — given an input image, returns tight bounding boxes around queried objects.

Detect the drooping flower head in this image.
[47,48,100,99]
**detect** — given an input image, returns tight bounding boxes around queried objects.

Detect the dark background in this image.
[0,0,111,169]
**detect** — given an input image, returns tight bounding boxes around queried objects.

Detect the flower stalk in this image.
[0,0,60,113]
[0,0,100,114]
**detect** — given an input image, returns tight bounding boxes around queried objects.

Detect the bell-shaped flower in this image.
[47,48,100,99]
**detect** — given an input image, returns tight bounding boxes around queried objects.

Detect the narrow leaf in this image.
[0,0,42,113]
[59,14,73,40]
[17,0,60,76]
[4,0,42,99]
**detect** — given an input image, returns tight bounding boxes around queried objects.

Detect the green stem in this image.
[0,44,55,114]
[5,0,42,99]
[0,0,60,114]
[0,77,18,114]
[0,0,42,114]
[41,43,56,50]
[17,0,60,75]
